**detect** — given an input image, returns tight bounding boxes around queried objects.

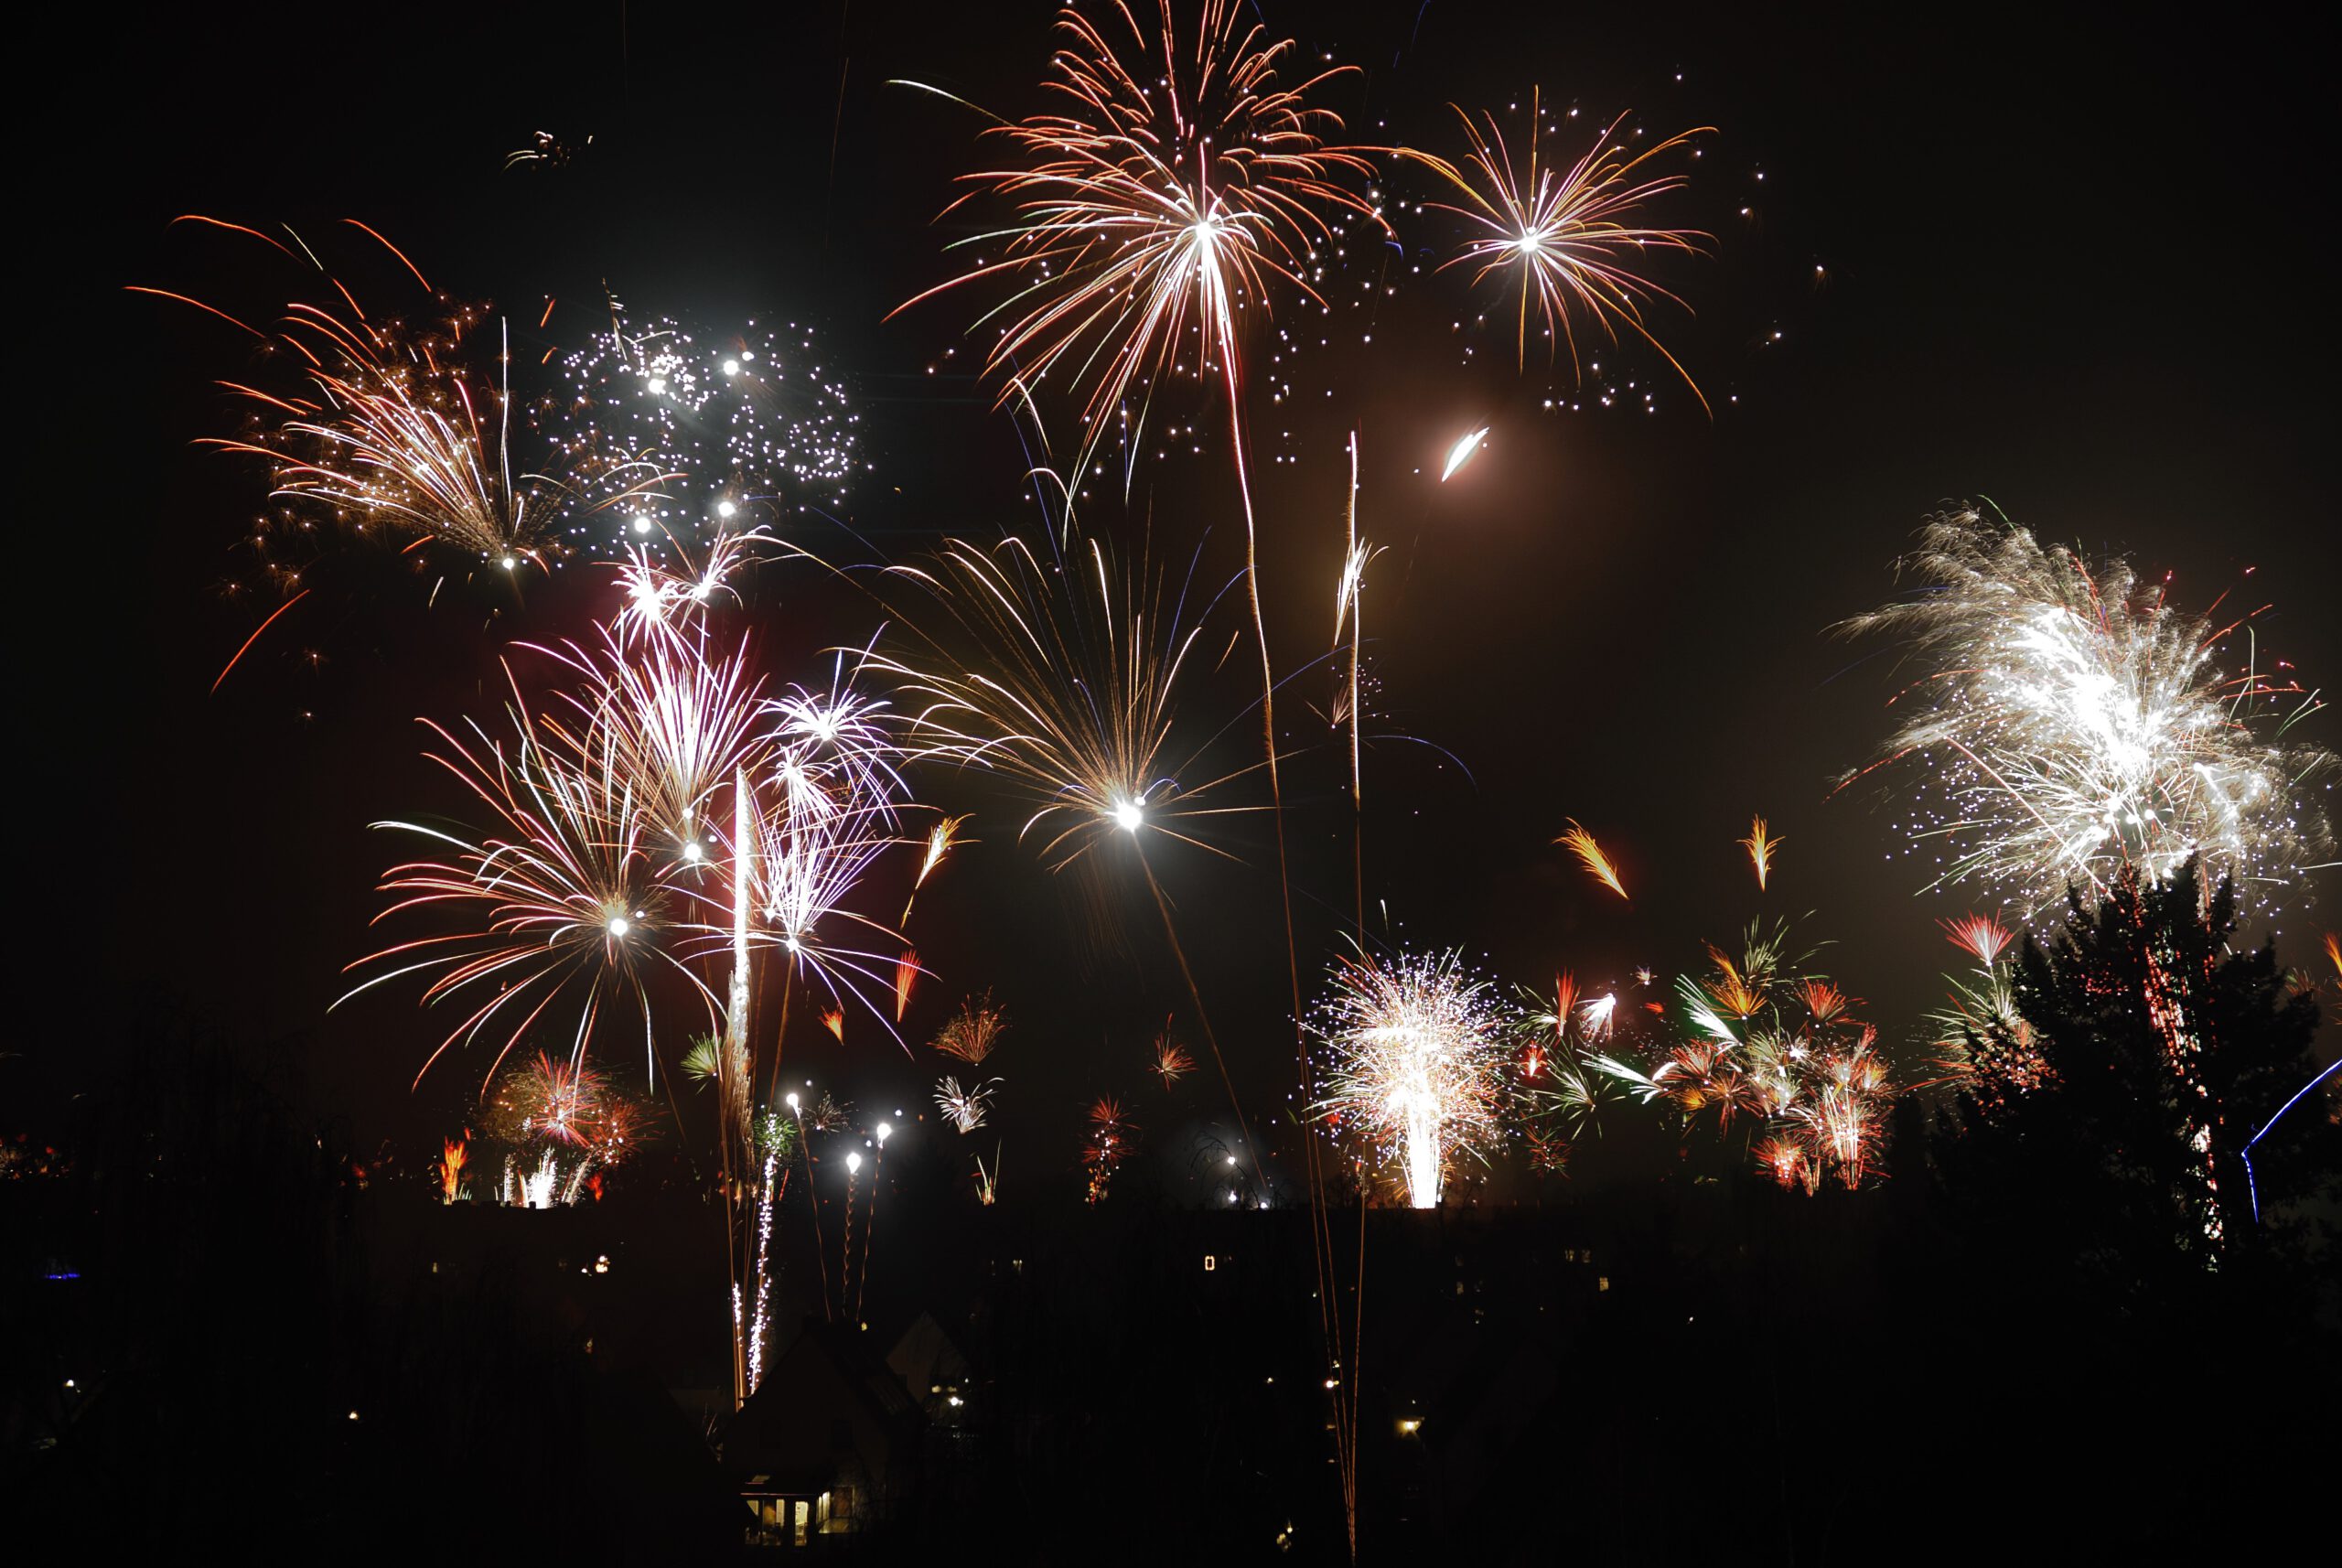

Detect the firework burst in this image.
[1400,91,1711,399]
[935,1075,1001,1133]
[897,0,1379,482]
[338,665,721,1088]
[1312,947,1515,1208]
[1839,507,2335,918]
[931,993,1007,1066]
[876,529,1255,868]
[1151,1023,1196,1088]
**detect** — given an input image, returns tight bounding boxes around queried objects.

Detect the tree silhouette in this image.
[1942,860,2336,1293]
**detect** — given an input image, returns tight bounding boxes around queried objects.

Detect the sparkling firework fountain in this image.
[1312,948,1514,1208]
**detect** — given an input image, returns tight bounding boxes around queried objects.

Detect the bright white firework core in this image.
[607,915,631,938]
[1112,800,1144,832]
[1441,426,1490,482]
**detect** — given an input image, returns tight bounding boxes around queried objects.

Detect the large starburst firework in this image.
[1401,91,1711,397]
[1840,507,2336,918]
[898,0,1379,480]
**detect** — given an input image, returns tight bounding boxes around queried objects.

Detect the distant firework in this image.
[1084,1095,1137,1205]
[1312,947,1514,1208]
[1840,507,2335,918]
[931,993,1006,1066]
[934,1075,1000,1133]
[1593,920,1894,1191]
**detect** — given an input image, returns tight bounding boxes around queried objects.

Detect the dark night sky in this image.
[27,2,2337,1190]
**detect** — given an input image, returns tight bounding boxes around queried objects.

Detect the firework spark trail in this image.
[437,1137,468,1205]
[1311,947,1514,1209]
[1438,425,1489,481]
[894,950,921,1022]
[1557,819,1628,899]
[1335,432,1380,937]
[1399,90,1713,401]
[901,814,971,922]
[1740,814,1783,890]
[1838,506,2336,918]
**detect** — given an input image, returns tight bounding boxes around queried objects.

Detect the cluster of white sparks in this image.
[1311,948,1515,1208]
[1842,508,2335,918]
[538,310,861,557]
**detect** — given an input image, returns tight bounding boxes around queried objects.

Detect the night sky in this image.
[32,0,2337,1190]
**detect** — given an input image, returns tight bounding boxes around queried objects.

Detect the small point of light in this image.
[786,1092,800,1111]
[1112,800,1144,832]
[607,915,631,938]
[647,376,667,395]
[723,359,741,375]
[876,1122,892,1144]
[716,499,738,519]
[500,555,517,570]
[682,842,703,862]
[846,1151,864,1174]
[631,515,652,534]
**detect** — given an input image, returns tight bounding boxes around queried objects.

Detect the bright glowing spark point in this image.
[1113,800,1144,832]
[715,499,737,519]
[876,1122,892,1144]
[1440,426,1489,481]
[607,915,631,938]
[846,1151,863,1174]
